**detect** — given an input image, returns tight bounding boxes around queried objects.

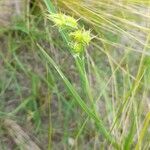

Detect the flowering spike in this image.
[47,13,78,29]
[47,13,92,54]
[69,29,92,45]
[69,42,84,53]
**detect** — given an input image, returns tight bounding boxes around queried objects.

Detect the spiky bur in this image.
[69,29,91,45]
[69,42,84,54]
[69,29,92,53]
[47,13,78,30]
[47,13,92,54]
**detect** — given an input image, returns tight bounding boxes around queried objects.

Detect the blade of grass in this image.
[37,43,119,148]
[10,96,33,115]
[135,112,150,150]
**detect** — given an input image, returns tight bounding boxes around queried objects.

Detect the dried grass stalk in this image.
[3,119,41,150]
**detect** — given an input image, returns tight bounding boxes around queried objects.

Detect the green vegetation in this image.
[0,0,150,149]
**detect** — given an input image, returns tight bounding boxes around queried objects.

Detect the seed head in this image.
[69,29,92,45]
[73,42,84,53]
[47,13,78,29]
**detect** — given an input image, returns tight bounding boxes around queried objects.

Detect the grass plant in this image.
[0,0,149,149]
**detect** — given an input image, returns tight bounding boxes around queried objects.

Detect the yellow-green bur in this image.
[48,13,78,29]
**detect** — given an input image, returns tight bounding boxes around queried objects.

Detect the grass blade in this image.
[37,43,119,148]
